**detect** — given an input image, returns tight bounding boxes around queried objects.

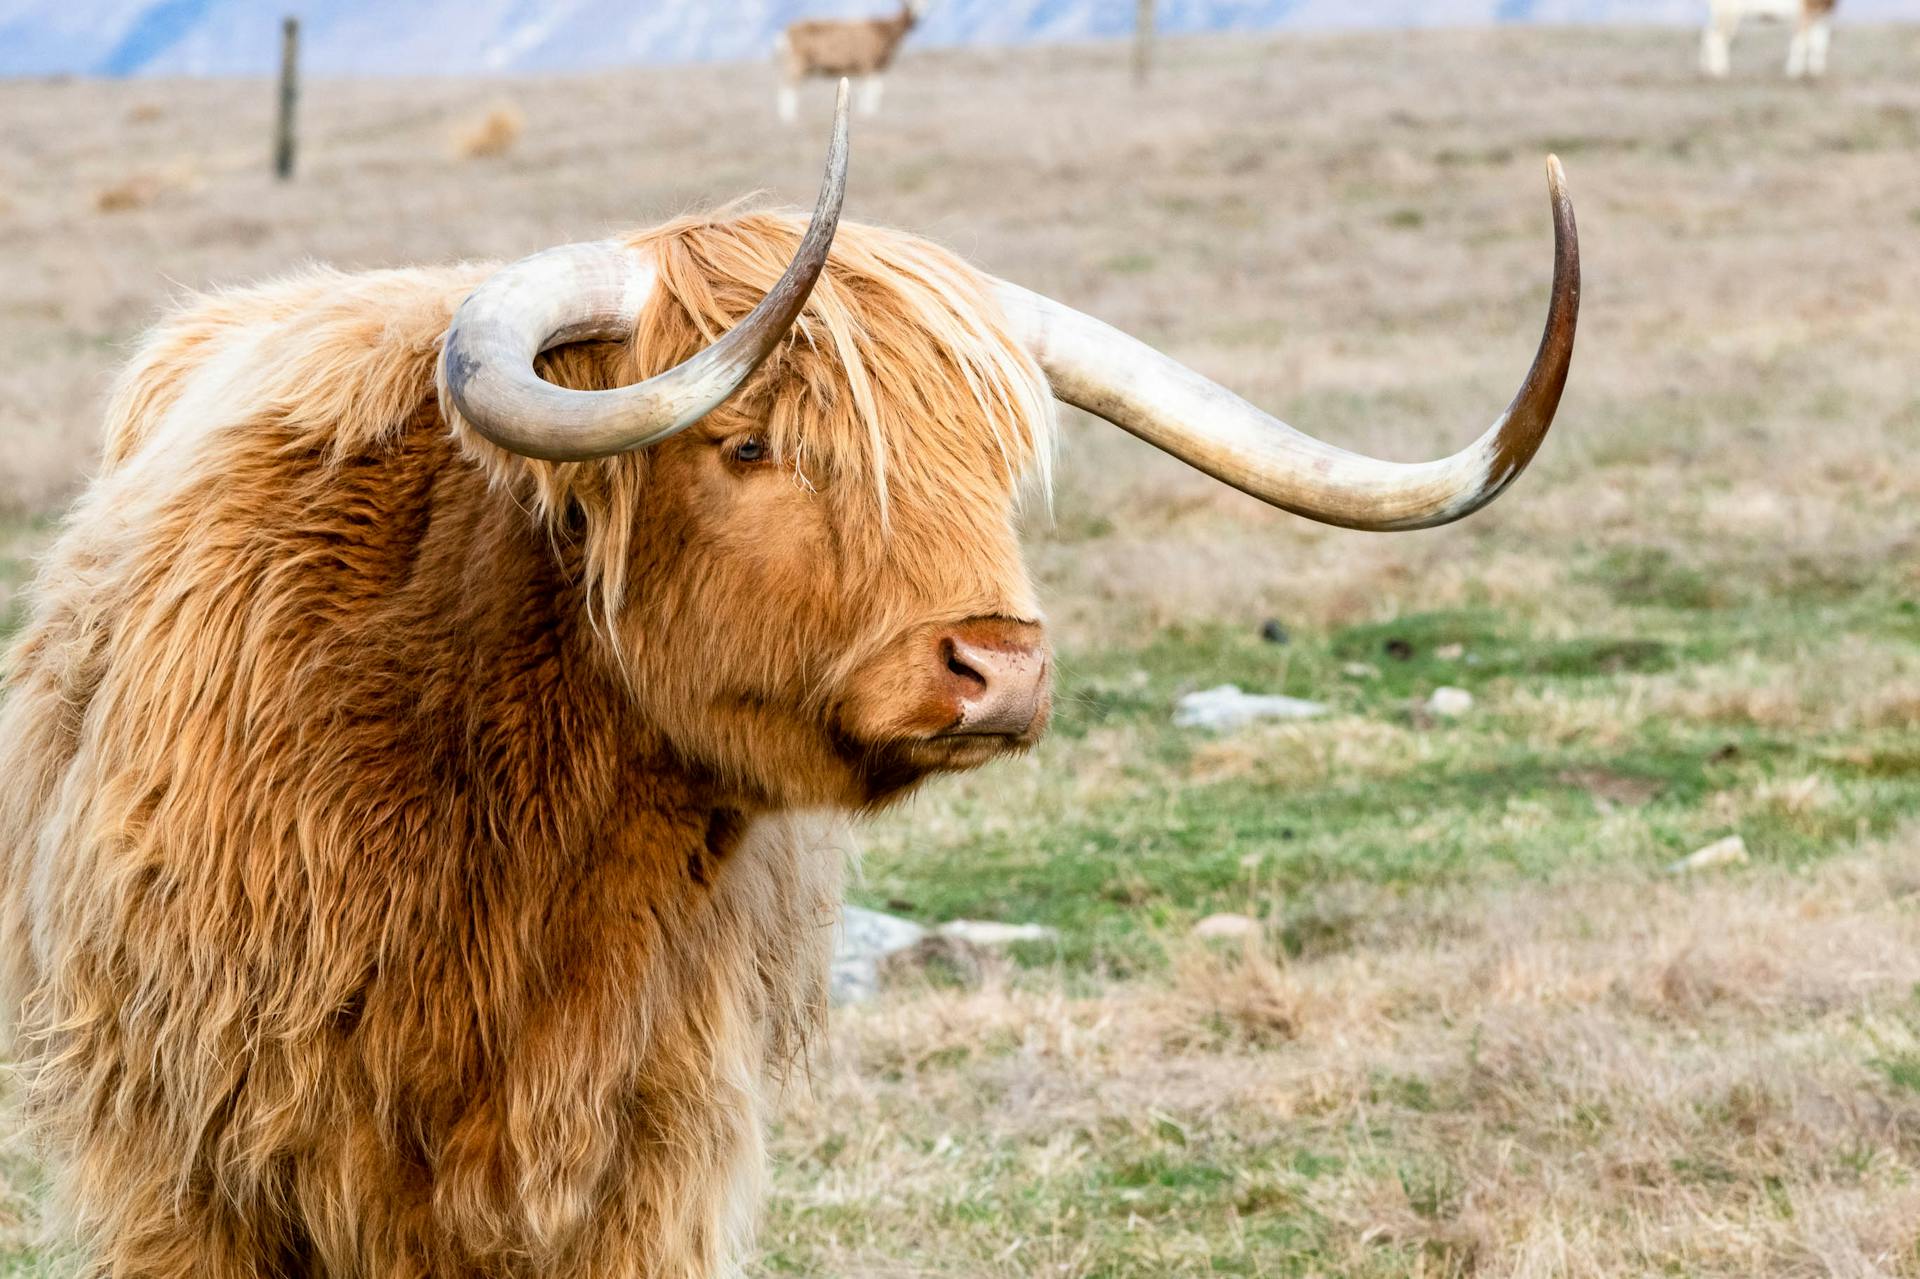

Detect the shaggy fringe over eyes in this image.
[450,211,1056,623]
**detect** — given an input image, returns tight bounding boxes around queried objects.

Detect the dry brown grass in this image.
[1,26,1915,572]
[782,824,1920,1276]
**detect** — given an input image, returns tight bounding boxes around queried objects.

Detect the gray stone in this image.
[937,920,1057,946]
[1667,834,1749,875]
[1173,684,1329,732]
[832,906,926,1005]
[832,909,1058,1004]
[1191,913,1261,941]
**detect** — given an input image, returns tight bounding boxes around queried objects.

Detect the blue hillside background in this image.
[2,0,1917,78]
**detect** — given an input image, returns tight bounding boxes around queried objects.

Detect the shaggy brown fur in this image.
[0,212,1054,1277]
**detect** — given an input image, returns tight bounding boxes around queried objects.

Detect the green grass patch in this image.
[1102,251,1158,275]
[858,596,1920,974]
[1871,1052,1920,1095]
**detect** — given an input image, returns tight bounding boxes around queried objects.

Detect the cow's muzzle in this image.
[933,618,1050,742]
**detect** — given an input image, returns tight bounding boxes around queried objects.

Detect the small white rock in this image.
[837,906,926,958]
[1667,834,1750,875]
[937,920,1057,946]
[1435,643,1466,661]
[1191,913,1262,941]
[1342,662,1381,680]
[1173,684,1329,732]
[832,907,928,1005]
[833,910,1064,1002]
[1425,686,1475,719]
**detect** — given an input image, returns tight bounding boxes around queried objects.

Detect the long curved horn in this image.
[441,80,853,462]
[996,157,1580,531]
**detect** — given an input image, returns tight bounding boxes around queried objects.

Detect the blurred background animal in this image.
[777,1,923,122]
[1702,0,1838,76]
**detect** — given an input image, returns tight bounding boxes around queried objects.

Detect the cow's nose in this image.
[936,619,1050,738]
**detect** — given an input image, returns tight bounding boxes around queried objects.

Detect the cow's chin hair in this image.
[685,697,1031,812]
[831,731,1029,810]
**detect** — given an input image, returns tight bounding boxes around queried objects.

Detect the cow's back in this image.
[0,265,473,1011]
[783,19,902,76]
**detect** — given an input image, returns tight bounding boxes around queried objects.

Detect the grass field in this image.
[2,21,1919,1277]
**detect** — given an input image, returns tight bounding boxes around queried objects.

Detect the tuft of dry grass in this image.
[91,160,197,213]
[452,103,525,160]
[92,173,165,212]
[1159,933,1308,1049]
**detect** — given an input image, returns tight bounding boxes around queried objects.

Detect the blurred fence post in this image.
[1133,0,1156,86]
[274,16,300,181]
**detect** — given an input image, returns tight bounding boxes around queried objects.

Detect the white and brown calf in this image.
[1701,0,1838,78]
[776,2,922,123]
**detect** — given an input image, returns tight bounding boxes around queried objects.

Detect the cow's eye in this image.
[726,435,771,467]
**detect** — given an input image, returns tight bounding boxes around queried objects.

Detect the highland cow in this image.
[0,93,1579,1278]
[776,1,922,122]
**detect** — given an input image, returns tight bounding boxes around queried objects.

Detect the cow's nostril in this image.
[943,640,986,689]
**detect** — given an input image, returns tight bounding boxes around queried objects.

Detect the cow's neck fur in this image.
[0,264,842,1276]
